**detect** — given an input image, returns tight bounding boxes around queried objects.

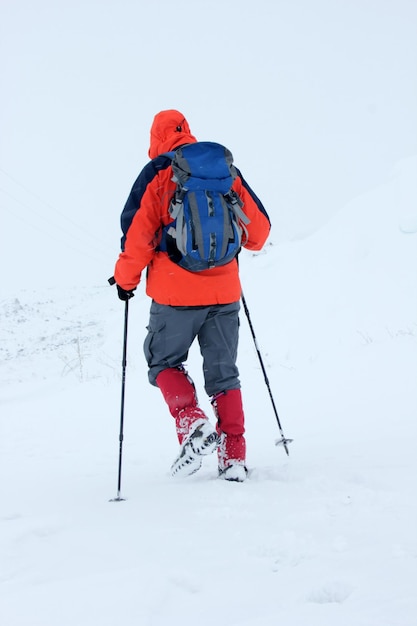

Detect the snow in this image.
[1,155,416,625]
[1,1,417,624]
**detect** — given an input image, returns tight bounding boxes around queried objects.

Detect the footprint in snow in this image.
[307,580,354,604]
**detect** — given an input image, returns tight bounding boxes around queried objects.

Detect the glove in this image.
[117,285,136,301]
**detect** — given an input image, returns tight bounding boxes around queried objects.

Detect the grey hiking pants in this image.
[144,300,241,396]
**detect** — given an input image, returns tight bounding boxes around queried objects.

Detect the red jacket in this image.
[114,110,271,306]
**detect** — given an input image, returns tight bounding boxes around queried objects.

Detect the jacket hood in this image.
[148,109,197,159]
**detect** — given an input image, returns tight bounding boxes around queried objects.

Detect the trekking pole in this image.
[108,276,129,501]
[241,291,293,455]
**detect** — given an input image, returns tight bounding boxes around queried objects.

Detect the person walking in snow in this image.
[113,109,270,481]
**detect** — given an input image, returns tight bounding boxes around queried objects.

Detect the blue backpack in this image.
[159,142,250,272]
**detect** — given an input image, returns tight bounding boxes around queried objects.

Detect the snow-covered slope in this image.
[1,157,416,626]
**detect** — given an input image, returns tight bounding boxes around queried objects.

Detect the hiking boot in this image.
[186,419,220,455]
[218,461,248,483]
[171,419,219,477]
[170,447,203,477]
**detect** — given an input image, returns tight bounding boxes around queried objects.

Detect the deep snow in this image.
[1,156,416,626]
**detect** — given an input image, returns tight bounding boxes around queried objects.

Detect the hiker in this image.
[113,109,271,481]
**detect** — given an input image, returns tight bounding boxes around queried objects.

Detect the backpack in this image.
[159,142,250,272]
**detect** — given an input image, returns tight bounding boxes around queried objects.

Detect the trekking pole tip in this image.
[275,437,293,455]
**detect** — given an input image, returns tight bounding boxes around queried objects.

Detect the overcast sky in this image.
[1,0,416,292]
